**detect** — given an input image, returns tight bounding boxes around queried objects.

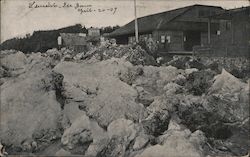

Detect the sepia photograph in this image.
[0,0,249,156]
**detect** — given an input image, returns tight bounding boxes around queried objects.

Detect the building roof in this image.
[208,6,250,20]
[109,4,223,37]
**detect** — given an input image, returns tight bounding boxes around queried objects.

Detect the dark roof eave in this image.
[205,12,233,20]
[108,30,154,37]
[206,6,250,19]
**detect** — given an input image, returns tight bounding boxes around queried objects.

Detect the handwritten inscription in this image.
[28,1,118,14]
[29,1,58,8]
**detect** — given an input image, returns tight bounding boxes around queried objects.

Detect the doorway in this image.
[184,31,201,51]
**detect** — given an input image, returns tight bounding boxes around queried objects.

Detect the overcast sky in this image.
[1,0,249,42]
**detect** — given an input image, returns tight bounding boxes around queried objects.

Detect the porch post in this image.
[231,20,234,44]
[208,18,211,44]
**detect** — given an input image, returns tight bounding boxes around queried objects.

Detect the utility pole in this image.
[134,0,139,43]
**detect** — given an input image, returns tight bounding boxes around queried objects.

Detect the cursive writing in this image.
[28,1,118,15]
[77,7,117,14]
[29,1,58,8]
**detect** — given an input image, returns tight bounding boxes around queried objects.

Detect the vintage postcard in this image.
[0,0,249,156]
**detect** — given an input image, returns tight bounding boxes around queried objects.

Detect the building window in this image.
[166,36,171,43]
[57,36,62,46]
[161,35,165,43]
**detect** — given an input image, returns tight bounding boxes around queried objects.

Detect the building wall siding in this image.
[153,30,184,51]
[201,33,220,45]
[216,12,249,46]
[195,10,249,57]
[128,33,152,44]
[211,11,250,56]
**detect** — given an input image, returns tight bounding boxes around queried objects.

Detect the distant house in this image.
[59,31,102,52]
[60,33,88,52]
[109,4,224,52]
[88,27,101,36]
[200,6,250,57]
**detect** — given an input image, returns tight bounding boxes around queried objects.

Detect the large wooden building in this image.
[109,4,223,52]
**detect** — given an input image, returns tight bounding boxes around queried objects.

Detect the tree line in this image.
[0,24,120,53]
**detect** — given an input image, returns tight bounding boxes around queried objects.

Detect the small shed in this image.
[88,27,101,36]
[60,33,88,52]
